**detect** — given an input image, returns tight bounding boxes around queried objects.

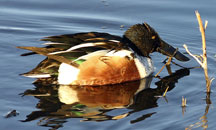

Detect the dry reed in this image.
[183,11,214,92]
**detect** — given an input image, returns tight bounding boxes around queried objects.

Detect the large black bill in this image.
[156,40,190,62]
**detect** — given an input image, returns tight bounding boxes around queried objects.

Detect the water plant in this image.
[183,11,214,93]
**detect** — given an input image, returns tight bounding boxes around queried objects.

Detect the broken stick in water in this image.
[183,10,214,92]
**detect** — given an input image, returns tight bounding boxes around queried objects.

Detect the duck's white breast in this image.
[134,55,154,79]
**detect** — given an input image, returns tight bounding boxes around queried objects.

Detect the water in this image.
[1,0,216,130]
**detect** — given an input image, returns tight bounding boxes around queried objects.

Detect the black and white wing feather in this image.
[18,32,126,68]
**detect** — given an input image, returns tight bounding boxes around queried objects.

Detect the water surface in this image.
[0,0,216,130]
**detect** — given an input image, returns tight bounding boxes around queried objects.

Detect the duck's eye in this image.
[151,36,156,39]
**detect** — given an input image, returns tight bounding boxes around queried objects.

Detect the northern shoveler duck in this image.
[18,23,189,86]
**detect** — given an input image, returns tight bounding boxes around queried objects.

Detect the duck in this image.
[17,23,189,86]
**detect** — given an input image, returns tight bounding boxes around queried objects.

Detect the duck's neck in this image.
[122,36,146,57]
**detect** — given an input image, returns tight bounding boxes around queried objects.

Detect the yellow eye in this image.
[152,36,156,39]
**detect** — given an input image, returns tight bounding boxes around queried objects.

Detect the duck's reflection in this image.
[21,68,190,129]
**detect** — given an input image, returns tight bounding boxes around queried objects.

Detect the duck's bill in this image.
[156,40,190,62]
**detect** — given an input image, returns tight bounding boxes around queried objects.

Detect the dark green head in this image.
[124,23,189,62]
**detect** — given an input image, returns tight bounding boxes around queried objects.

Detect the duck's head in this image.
[124,23,189,61]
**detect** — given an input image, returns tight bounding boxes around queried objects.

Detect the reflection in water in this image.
[185,104,210,130]
[185,94,211,130]
[21,68,190,129]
